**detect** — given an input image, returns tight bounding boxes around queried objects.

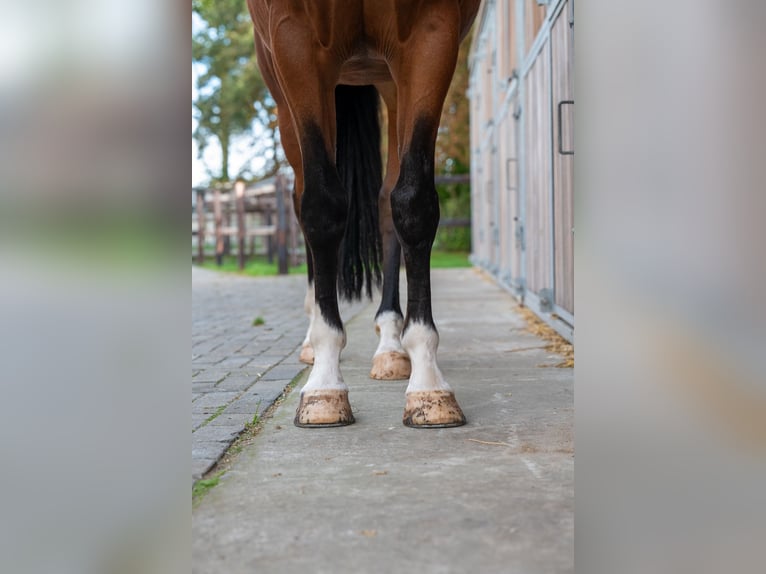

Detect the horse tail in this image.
[334,84,383,300]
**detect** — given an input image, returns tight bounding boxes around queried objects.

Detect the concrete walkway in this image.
[192,268,573,573]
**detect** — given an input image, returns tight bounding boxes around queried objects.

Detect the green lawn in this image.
[430,251,472,268]
[196,256,308,276]
[195,251,471,277]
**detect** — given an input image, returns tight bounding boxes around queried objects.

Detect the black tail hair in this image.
[334,84,383,300]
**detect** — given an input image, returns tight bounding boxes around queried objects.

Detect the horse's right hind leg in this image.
[299,255,315,365]
[254,36,317,367]
[370,84,411,380]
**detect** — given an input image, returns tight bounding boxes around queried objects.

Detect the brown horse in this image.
[247,0,480,428]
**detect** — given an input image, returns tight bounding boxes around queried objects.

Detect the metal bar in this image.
[558,100,575,155]
[438,218,471,228]
[523,290,574,342]
[434,174,471,185]
[548,38,556,313]
[505,157,517,191]
[516,0,527,305]
[569,0,574,28]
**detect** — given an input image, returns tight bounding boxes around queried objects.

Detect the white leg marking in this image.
[302,314,347,392]
[373,311,406,357]
[302,283,315,348]
[401,322,452,393]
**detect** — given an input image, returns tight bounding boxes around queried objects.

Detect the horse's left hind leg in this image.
[370,86,411,380]
[389,3,466,427]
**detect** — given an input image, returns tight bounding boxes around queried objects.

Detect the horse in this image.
[247,0,481,428]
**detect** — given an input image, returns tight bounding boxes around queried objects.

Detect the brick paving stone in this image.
[192,414,208,431]
[192,441,228,463]
[214,375,258,392]
[213,357,253,369]
[192,458,216,480]
[192,382,217,394]
[205,413,252,427]
[192,391,240,409]
[259,364,305,381]
[221,397,269,416]
[248,354,289,365]
[192,425,242,443]
[192,370,230,383]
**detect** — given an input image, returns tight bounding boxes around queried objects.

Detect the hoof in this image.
[370,351,411,380]
[403,390,466,428]
[299,344,314,365]
[294,390,354,428]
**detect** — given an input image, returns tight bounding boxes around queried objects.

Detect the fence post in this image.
[235,180,247,271]
[223,193,232,256]
[213,187,224,266]
[195,188,206,264]
[275,174,289,275]
[265,206,274,264]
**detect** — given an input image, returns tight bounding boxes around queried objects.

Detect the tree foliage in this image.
[434,31,473,251]
[436,30,472,176]
[192,0,280,183]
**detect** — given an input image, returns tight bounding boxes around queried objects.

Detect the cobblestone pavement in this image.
[192,266,366,480]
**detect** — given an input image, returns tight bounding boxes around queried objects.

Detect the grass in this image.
[194,250,471,277]
[430,251,471,268]
[196,256,308,276]
[245,400,263,430]
[202,404,226,426]
[192,473,222,503]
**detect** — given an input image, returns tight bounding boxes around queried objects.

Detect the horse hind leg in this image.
[371,311,411,380]
[299,264,315,365]
[389,5,466,427]
[370,87,411,380]
[255,37,316,366]
[270,22,352,427]
[292,126,353,426]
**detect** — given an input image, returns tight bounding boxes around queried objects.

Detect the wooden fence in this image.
[192,174,472,274]
[192,174,304,273]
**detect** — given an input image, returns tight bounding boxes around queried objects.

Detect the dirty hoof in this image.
[299,344,314,365]
[294,390,354,428]
[370,351,411,380]
[403,390,466,428]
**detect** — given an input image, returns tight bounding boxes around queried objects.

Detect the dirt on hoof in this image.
[369,351,411,380]
[294,389,354,427]
[403,390,466,428]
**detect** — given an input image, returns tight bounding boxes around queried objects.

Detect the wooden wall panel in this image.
[552,2,574,313]
[525,0,548,53]
[524,41,552,294]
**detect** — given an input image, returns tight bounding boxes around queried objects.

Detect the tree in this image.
[192,0,279,183]
[436,29,472,176]
[434,31,473,251]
